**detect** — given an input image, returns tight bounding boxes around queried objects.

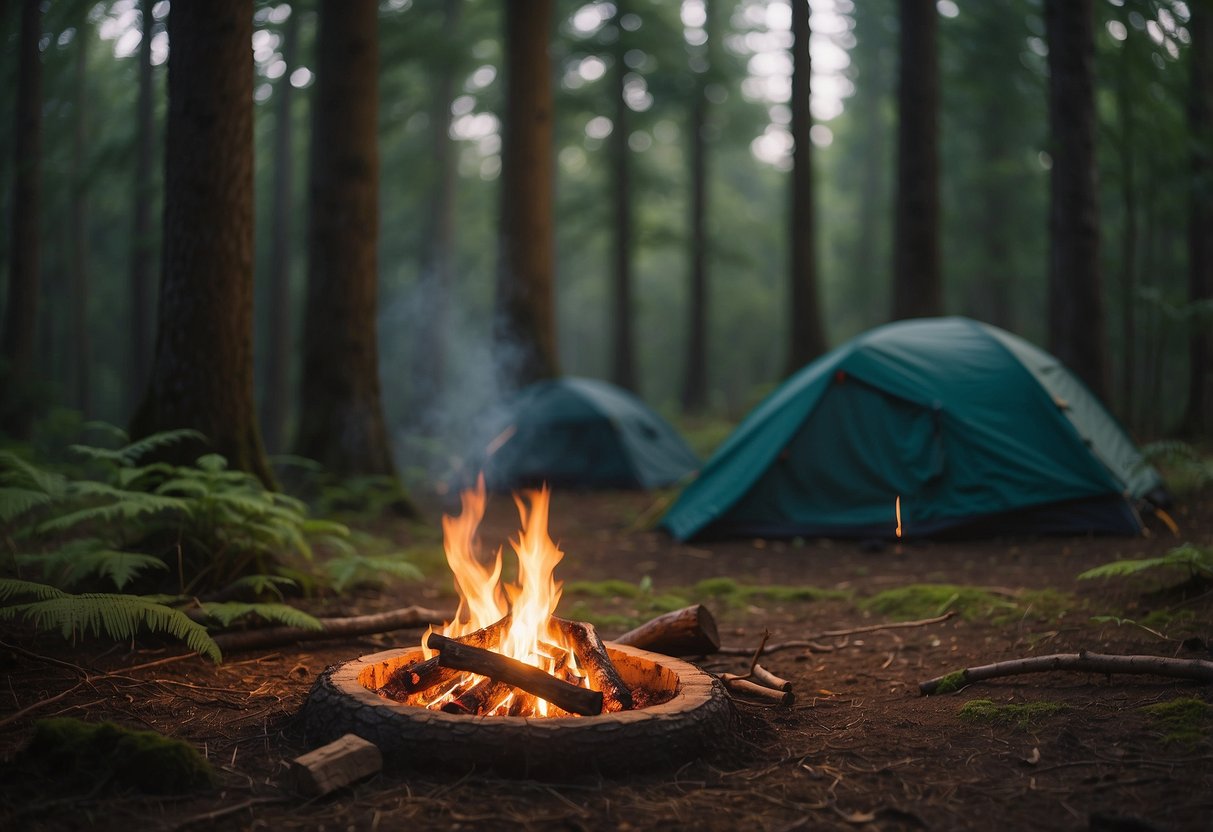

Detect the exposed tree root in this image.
[919,650,1213,695]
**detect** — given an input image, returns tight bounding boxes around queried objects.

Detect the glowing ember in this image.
[417,477,587,717]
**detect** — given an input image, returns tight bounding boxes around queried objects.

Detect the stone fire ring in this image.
[301,643,733,776]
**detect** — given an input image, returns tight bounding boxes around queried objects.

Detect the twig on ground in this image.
[717,611,957,656]
[919,650,1213,695]
[211,605,452,653]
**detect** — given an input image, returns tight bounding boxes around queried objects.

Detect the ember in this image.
[377,478,633,717]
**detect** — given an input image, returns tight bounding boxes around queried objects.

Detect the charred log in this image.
[553,618,633,711]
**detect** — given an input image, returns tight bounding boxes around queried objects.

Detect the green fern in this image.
[197,601,322,631]
[1078,544,1213,583]
[323,553,424,593]
[67,428,204,468]
[0,589,220,663]
[0,578,68,602]
[221,574,297,601]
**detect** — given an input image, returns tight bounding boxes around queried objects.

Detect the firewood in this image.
[552,618,633,711]
[381,617,511,698]
[426,633,604,716]
[441,678,512,715]
[290,733,382,797]
[721,676,795,706]
[613,604,720,656]
[751,663,791,692]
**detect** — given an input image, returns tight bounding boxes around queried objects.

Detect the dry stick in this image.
[614,604,721,656]
[719,675,795,706]
[717,611,958,656]
[552,617,633,711]
[751,663,792,692]
[211,605,452,653]
[919,650,1213,696]
[427,633,604,716]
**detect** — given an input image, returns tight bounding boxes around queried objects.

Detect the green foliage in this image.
[195,601,321,632]
[22,718,215,794]
[0,581,220,663]
[565,579,644,599]
[691,577,851,607]
[1077,544,1213,587]
[860,584,1074,623]
[958,699,1069,731]
[1140,697,1213,746]
[932,670,968,695]
[1139,441,1213,496]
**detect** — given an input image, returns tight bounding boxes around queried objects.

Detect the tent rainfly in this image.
[661,317,1167,540]
[476,377,699,491]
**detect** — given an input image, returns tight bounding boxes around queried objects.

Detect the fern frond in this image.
[153,478,213,499]
[220,574,297,600]
[324,554,423,592]
[0,578,68,603]
[9,593,220,662]
[59,549,169,590]
[301,518,351,537]
[0,487,55,524]
[198,601,323,631]
[36,491,188,535]
[0,451,67,495]
[1078,544,1213,581]
[120,429,207,465]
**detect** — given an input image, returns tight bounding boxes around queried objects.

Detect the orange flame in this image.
[895,496,902,539]
[422,477,581,716]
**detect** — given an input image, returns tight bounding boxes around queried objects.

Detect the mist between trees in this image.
[0,0,1209,491]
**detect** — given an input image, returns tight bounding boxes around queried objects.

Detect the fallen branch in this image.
[919,650,1213,695]
[720,675,795,706]
[427,633,604,716]
[717,611,957,656]
[751,663,792,692]
[211,605,452,653]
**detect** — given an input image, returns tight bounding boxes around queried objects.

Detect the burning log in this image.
[614,604,720,657]
[552,618,633,711]
[381,617,511,699]
[426,632,604,716]
[440,678,513,715]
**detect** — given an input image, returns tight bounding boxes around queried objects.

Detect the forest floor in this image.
[1,486,1212,832]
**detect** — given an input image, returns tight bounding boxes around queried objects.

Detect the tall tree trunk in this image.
[131,0,274,487]
[493,0,558,390]
[1116,3,1138,426]
[296,0,402,488]
[610,4,636,392]
[71,23,91,416]
[891,0,941,320]
[129,0,157,416]
[411,0,461,419]
[1044,0,1110,403]
[787,0,827,370]
[1184,1,1213,437]
[849,4,890,332]
[681,51,709,412]
[1,0,44,438]
[261,5,300,454]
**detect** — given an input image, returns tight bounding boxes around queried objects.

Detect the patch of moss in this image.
[1140,697,1213,746]
[22,717,215,794]
[933,670,968,695]
[564,579,643,599]
[689,578,851,609]
[694,577,741,598]
[958,699,1069,730]
[860,583,1075,623]
[650,592,692,613]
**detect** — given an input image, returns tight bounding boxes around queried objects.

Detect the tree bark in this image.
[261,5,300,454]
[71,23,91,416]
[1044,0,1110,403]
[493,0,558,391]
[788,0,828,369]
[296,0,402,488]
[129,0,157,416]
[891,0,942,321]
[1,0,44,438]
[130,0,274,487]
[610,5,636,393]
[1115,3,1138,425]
[1184,2,1213,437]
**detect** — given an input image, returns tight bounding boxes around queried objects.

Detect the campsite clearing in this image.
[1,486,1210,831]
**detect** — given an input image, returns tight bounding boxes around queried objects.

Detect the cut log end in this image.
[290,734,383,797]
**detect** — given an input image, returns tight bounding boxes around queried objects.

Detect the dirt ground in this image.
[2,487,1211,832]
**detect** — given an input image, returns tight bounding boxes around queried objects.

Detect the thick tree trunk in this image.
[1044,0,1110,403]
[493,0,558,390]
[411,0,461,418]
[1116,3,1138,425]
[610,6,636,393]
[129,0,157,416]
[1,0,44,438]
[261,6,300,454]
[681,69,709,412]
[295,0,401,485]
[891,0,941,321]
[1184,2,1213,437]
[131,0,274,487]
[787,0,827,370]
[71,24,91,416]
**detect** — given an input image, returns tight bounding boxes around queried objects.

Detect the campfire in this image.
[376,478,640,717]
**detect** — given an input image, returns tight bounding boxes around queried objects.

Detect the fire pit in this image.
[301,642,731,775]
[300,479,732,775]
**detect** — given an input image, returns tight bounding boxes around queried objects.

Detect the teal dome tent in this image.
[475,377,699,491]
[661,318,1166,540]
